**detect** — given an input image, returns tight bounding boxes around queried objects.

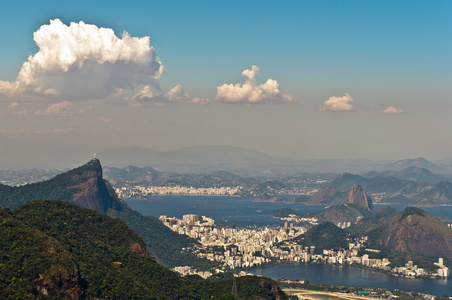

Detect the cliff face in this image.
[382,207,452,259]
[69,159,121,213]
[347,185,374,211]
[0,159,122,213]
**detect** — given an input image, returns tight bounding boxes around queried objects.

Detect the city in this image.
[161,214,450,280]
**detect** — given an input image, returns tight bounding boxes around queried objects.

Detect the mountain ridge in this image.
[0,159,211,268]
[382,207,452,260]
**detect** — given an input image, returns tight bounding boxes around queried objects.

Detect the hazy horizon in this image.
[1,1,451,168]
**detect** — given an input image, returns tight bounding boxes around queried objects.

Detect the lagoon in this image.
[250,263,451,296]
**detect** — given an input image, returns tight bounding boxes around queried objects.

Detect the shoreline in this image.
[129,196,452,208]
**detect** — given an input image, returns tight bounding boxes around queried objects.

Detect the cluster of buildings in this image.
[434,258,450,277]
[172,266,214,279]
[161,214,375,272]
[111,177,329,200]
[273,214,350,229]
[161,214,450,279]
[275,215,319,226]
[391,258,449,277]
[160,214,308,269]
[115,185,244,198]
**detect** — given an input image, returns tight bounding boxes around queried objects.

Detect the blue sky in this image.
[0,0,451,167]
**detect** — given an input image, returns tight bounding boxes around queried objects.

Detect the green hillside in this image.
[1,200,287,299]
[0,159,215,268]
[293,222,350,253]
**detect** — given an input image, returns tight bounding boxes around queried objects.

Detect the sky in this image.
[0,0,451,168]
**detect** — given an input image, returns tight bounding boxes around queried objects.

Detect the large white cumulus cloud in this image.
[215,65,294,104]
[0,19,164,100]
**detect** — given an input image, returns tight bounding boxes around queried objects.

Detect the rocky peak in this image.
[382,207,452,259]
[69,159,121,213]
[346,185,374,211]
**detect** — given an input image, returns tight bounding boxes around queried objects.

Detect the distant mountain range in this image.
[2,143,452,178]
[383,157,448,174]
[328,168,452,206]
[95,145,452,176]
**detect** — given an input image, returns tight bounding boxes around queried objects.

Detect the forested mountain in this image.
[0,159,211,268]
[346,207,452,269]
[0,159,121,213]
[382,207,452,260]
[1,200,287,299]
[348,207,399,235]
[292,222,351,254]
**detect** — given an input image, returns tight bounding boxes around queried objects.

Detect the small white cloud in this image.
[0,19,164,101]
[166,85,189,101]
[383,106,404,115]
[188,97,210,105]
[127,84,205,106]
[35,101,77,117]
[215,65,294,104]
[319,93,354,112]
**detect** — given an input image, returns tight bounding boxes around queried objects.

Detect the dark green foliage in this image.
[108,202,219,269]
[0,207,82,299]
[400,207,427,220]
[210,276,288,300]
[293,222,350,253]
[269,208,299,218]
[1,201,287,299]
